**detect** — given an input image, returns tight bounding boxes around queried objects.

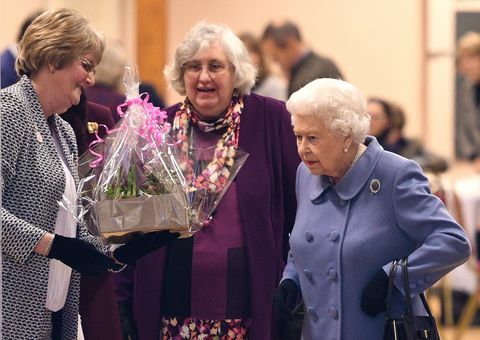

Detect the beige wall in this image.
[0,0,136,62]
[165,0,423,139]
[0,0,463,159]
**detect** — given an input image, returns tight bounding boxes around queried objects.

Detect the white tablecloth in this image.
[438,163,480,293]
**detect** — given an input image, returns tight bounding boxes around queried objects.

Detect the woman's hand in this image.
[47,234,121,276]
[361,269,389,316]
[273,279,299,321]
[112,231,180,265]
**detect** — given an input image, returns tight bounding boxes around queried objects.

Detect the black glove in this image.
[273,279,299,321]
[117,302,138,340]
[113,231,180,265]
[361,269,389,317]
[47,234,120,276]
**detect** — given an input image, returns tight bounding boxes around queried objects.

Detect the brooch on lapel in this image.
[370,179,381,195]
[87,122,99,134]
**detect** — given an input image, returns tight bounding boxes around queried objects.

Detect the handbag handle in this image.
[385,257,436,319]
[384,259,399,318]
[400,257,416,336]
[400,257,436,319]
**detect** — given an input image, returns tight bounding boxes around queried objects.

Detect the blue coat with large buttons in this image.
[283,136,471,340]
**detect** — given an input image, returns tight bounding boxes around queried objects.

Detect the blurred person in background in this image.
[60,89,115,156]
[367,97,448,173]
[84,40,127,122]
[261,20,343,96]
[0,10,43,88]
[1,8,177,339]
[117,21,300,340]
[238,32,287,101]
[456,30,480,326]
[456,31,480,170]
[85,41,166,122]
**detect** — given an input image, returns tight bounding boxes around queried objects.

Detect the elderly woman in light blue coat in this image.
[273,78,471,339]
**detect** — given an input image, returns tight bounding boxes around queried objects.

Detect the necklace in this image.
[351,143,366,166]
[329,143,366,185]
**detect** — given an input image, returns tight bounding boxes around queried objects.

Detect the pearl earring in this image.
[343,147,348,152]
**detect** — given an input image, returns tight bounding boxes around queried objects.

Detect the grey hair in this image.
[164,21,257,96]
[94,40,126,89]
[287,78,370,144]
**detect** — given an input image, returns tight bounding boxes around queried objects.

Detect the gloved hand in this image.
[118,302,138,340]
[113,231,180,265]
[361,269,389,317]
[273,279,299,322]
[47,234,121,276]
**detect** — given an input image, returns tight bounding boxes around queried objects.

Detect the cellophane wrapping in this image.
[73,68,250,244]
[89,68,189,243]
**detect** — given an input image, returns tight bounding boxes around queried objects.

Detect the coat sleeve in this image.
[1,91,46,263]
[385,160,471,294]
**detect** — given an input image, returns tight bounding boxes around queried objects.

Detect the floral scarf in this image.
[172,95,244,193]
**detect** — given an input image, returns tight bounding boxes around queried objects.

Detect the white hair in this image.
[164,21,257,96]
[286,78,370,144]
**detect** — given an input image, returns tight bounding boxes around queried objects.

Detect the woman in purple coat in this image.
[273,78,470,339]
[117,21,300,339]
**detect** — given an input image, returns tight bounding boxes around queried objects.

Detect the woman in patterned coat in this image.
[0,8,176,339]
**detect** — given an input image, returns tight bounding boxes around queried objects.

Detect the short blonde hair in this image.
[457,31,480,57]
[16,8,105,76]
[164,21,257,96]
[287,78,370,144]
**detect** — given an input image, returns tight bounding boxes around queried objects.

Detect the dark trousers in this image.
[52,310,62,340]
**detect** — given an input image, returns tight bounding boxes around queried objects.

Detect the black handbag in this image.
[280,301,304,340]
[383,258,440,340]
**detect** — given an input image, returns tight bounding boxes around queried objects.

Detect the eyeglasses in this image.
[78,57,96,76]
[182,60,229,78]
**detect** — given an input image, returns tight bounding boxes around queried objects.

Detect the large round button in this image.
[305,231,314,243]
[306,306,318,322]
[328,231,340,242]
[327,268,337,281]
[304,269,314,282]
[328,307,338,319]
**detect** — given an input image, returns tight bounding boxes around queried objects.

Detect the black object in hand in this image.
[47,234,120,276]
[113,231,180,265]
[273,279,299,321]
[361,269,389,316]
